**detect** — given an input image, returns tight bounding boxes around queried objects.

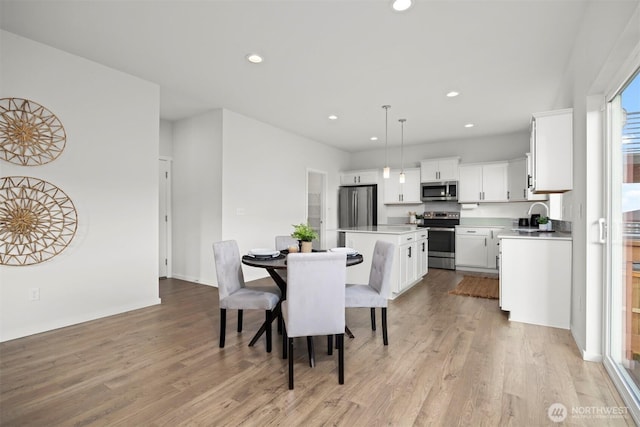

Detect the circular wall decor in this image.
[0,176,78,266]
[0,98,67,166]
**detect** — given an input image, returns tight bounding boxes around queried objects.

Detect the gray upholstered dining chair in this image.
[281,252,347,389]
[274,235,298,283]
[213,240,281,352]
[275,235,298,251]
[345,240,395,345]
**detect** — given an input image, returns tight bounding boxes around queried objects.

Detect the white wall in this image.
[171,110,223,285]
[0,31,161,342]
[347,131,530,171]
[159,119,173,158]
[221,110,350,281]
[170,109,350,284]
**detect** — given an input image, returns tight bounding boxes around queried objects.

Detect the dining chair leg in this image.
[370,307,376,331]
[307,336,315,368]
[219,308,226,348]
[382,307,388,345]
[237,310,243,333]
[327,335,333,355]
[338,333,344,385]
[265,310,272,353]
[282,325,288,359]
[288,337,294,390]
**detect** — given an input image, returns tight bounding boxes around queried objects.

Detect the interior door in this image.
[307,170,326,249]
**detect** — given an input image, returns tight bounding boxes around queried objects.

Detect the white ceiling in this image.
[0,0,590,152]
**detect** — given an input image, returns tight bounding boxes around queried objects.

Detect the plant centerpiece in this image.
[291,223,318,253]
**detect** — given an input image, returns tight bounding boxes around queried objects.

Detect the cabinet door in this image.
[487,228,503,269]
[384,168,421,204]
[399,242,418,290]
[383,172,402,203]
[507,158,527,202]
[340,172,358,185]
[525,153,547,200]
[455,232,489,267]
[416,232,429,277]
[458,165,483,202]
[438,158,459,181]
[340,170,378,186]
[358,170,379,185]
[402,169,421,203]
[420,160,440,182]
[481,162,508,202]
[531,109,573,192]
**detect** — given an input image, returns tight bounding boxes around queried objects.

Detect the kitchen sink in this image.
[511,227,542,233]
[511,228,555,233]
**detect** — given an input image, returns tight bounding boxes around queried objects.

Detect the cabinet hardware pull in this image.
[408,247,412,257]
[484,238,487,246]
[523,189,526,198]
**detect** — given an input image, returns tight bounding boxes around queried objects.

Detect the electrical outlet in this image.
[29,288,40,301]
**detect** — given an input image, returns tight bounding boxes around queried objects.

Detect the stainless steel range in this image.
[417,211,460,270]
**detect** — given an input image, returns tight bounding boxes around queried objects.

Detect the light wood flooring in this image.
[0,269,634,426]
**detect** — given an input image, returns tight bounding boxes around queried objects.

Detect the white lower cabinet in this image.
[416,229,429,278]
[455,227,503,271]
[344,229,428,297]
[499,236,571,329]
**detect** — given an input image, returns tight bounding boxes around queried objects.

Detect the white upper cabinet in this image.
[530,108,573,193]
[458,162,508,203]
[383,168,421,204]
[420,157,460,182]
[507,156,547,202]
[340,169,379,186]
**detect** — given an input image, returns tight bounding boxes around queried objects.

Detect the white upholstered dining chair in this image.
[281,252,347,389]
[213,240,281,352]
[345,240,395,345]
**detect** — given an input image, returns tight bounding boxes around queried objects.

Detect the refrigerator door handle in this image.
[352,190,357,227]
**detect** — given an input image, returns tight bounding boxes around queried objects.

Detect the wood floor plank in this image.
[0,273,635,426]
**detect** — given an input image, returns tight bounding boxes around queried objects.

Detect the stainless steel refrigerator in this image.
[338,185,377,246]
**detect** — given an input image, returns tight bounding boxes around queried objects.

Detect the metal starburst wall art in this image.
[0,97,67,166]
[0,176,78,266]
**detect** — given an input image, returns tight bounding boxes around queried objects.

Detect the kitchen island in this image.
[498,230,572,329]
[338,225,428,297]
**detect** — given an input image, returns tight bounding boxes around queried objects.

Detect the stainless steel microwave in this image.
[421,181,458,202]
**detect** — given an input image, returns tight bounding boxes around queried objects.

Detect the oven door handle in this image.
[427,227,456,232]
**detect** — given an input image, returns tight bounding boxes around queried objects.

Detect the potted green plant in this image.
[537,216,551,231]
[291,223,318,253]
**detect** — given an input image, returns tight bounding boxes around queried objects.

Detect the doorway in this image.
[306,169,326,249]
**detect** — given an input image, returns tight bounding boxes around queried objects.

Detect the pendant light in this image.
[399,118,406,183]
[382,105,391,179]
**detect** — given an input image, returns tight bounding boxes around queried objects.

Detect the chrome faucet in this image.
[527,201,549,217]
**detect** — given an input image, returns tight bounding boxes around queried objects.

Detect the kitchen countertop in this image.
[498,229,572,241]
[456,224,507,229]
[337,225,420,235]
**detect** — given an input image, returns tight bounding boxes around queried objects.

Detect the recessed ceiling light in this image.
[328,115,338,120]
[371,136,378,141]
[392,0,413,11]
[246,53,263,64]
[464,123,475,128]
[446,91,460,97]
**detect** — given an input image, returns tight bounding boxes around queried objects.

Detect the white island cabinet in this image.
[499,231,572,329]
[339,226,428,297]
